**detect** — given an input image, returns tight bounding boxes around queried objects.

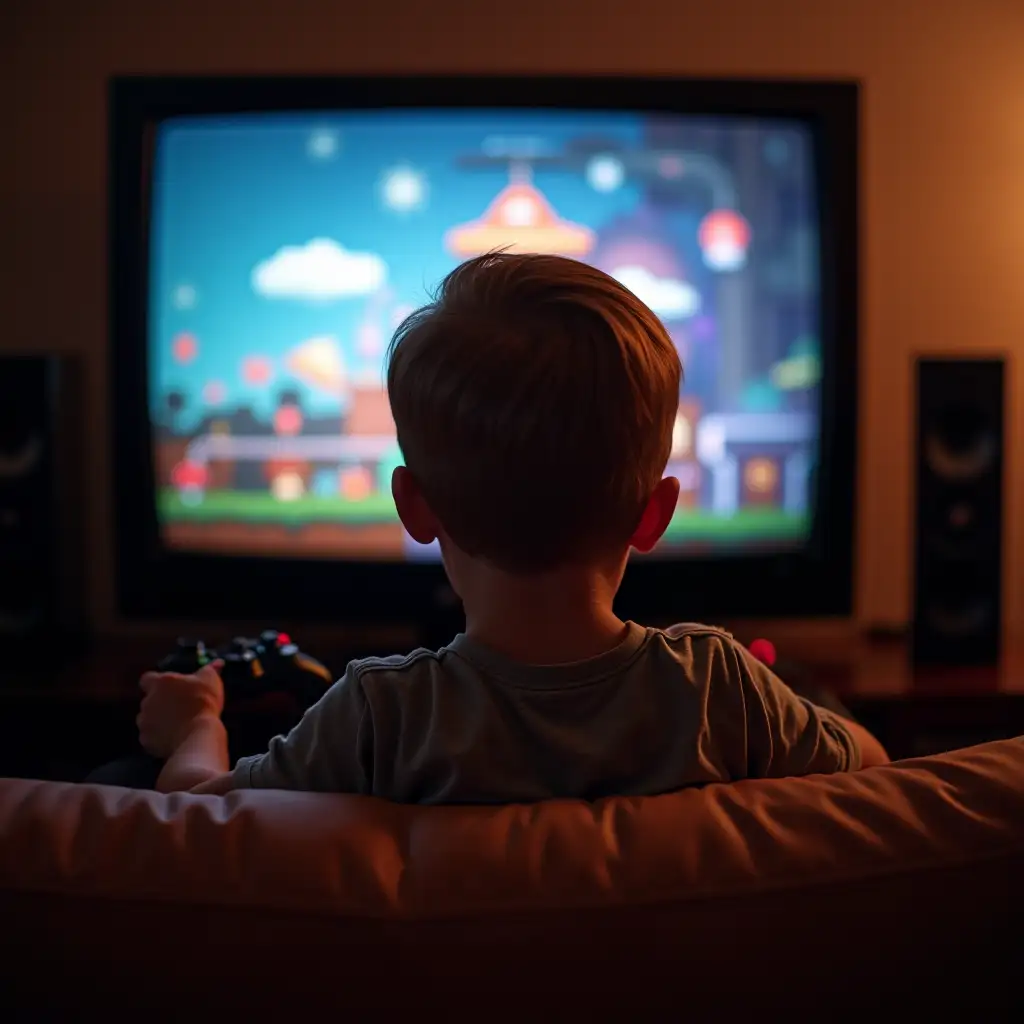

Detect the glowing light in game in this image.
[696,418,727,465]
[611,266,701,320]
[172,332,198,364]
[745,457,779,495]
[202,381,227,406]
[171,460,207,506]
[503,195,538,226]
[242,356,274,386]
[286,336,347,394]
[271,471,305,502]
[446,178,594,258]
[379,165,428,213]
[698,210,751,272]
[307,129,340,161]
[172,284,197,310]
[273,405,303,437]
[252,239,387,301]
[585,154,625,193]
[671,412,694,459]
[771,351,821,390]
[340,465,374,500]
[770,335,821,392]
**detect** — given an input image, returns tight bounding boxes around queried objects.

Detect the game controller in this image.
[158,630,334,710]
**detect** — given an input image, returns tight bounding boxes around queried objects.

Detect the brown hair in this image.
[386,252,681,572]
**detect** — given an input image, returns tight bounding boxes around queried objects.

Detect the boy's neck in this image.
[458,562,629,666]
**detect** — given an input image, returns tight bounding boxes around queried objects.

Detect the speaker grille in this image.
[912,358,1004,665]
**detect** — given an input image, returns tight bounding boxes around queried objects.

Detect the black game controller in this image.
[158,630,334,711]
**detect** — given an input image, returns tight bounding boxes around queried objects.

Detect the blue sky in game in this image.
[148,109,659,431]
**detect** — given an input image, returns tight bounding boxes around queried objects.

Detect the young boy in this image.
[138,253,888,800]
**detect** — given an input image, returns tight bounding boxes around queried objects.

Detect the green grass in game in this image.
[159,489,398,524]
[660,506,808,543]
[159,488,808,542]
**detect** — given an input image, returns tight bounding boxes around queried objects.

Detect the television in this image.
[110,75,858,634]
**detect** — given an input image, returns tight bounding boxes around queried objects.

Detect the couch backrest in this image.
[2,738,1023,1016]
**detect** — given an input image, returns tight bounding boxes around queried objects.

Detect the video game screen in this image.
[149,109,822,560]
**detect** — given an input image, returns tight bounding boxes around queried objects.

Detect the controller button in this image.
[296,653,333,683]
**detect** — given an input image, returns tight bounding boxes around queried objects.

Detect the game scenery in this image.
[150,110,820,559]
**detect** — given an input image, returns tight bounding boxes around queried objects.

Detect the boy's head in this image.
[386,252,682,575]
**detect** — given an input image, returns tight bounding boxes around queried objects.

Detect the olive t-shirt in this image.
[230,622,860,803]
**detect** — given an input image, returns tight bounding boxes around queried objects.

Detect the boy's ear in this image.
[629,477,681,554]
[392,466,440,545]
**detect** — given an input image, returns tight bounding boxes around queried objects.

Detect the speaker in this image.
[0,355,84,652]
[912,357,1005,665]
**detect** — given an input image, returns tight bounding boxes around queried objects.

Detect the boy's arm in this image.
[179,666,374,795]
[731,642,889,776]
[839,718,890,768]
[156,713,230,793]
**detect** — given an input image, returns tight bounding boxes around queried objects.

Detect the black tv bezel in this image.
[110,74,859,625]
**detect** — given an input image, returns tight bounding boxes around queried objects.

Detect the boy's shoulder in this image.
[346,647,449,684]
[648,622,748,655]
[345,622,744,689]
[655,622,737,642]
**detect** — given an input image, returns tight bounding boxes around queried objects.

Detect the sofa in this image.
[2,737,1022,1018]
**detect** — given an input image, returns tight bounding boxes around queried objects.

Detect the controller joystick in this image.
[156,630,334,711]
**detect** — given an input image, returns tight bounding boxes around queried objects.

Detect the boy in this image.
[138,253,888,800]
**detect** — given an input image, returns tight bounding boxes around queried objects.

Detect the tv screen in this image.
[112,76,857,624]
[148,109,822,563]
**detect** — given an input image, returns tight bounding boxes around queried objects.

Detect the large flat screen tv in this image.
[110,75,858,630]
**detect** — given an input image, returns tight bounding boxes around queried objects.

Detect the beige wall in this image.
[3,0,1023,638]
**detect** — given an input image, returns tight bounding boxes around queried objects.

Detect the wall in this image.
[3,0,1023,639]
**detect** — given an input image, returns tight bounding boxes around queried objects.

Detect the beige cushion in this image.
[2,737,1022,1015]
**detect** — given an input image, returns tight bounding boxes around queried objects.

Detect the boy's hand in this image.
[137,661,226,759]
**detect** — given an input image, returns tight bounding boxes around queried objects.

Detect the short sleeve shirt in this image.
[231,622,860,803]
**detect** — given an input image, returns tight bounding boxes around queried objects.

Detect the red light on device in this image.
[277,633,291,646]
[698,209,751,251]
[749,638,777,667]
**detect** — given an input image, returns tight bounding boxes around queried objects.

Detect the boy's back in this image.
[230,623,860,801]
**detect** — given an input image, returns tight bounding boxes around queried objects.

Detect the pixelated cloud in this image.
[252,239,387,301]
[610,265,701,320]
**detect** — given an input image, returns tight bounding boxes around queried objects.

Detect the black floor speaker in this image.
[0,355,85,654]
[912,357,1005,665]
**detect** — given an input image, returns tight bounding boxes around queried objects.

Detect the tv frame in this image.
[110,74,859,628]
